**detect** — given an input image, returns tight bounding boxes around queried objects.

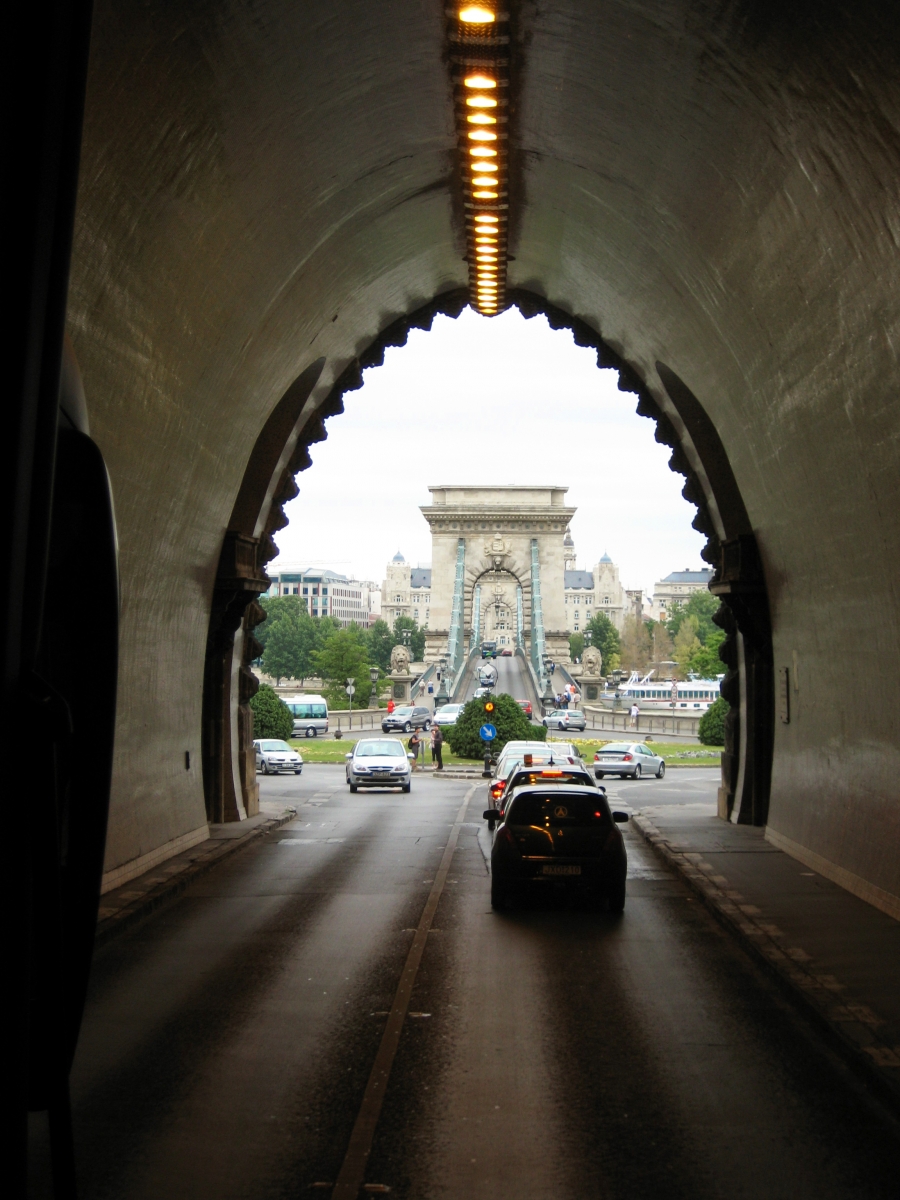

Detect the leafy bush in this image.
[698,695,729,746]
[249,685,293,740]
[445,692,546,759]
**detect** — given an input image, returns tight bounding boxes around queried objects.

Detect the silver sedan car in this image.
[346,737,412,793]
[254,739,303,775]
[593,741,666,780]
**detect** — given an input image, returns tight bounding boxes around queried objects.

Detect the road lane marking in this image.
[332,786,476,1199]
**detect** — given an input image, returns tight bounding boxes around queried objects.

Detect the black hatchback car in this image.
[485,785,629,912]
[381,705,432,733]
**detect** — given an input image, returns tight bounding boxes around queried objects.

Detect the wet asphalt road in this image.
[38,766,899,1198]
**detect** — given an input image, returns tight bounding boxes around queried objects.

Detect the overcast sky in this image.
[272,307,706,596]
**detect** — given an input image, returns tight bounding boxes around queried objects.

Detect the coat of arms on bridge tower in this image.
[485,532,510,569]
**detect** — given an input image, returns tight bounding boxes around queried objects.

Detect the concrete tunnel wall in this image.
[68,1,899,910]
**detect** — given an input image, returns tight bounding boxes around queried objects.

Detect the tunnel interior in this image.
[61,0,899,917]
[13,0,900,1193]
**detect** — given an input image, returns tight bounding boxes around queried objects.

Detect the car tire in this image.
[260,760,269,775]
[306,727,316,738]
[294,770,302,775]
[403,722,412,733]
[349,783,358,793]
[401,782,411,794]
[595,771,604,779]
[657,762,665,779]
[423,720,431,731]
[607,877,626,913]
[491,881,510,910]
[633,764,642,779]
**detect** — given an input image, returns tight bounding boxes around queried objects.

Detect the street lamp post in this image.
[346,676,355,730]
[369,666,379,717]
[436,654,450,706]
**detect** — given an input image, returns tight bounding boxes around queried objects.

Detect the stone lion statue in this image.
[582,645,603,675]
[390,643,411,674]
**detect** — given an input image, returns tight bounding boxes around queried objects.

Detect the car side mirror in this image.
[612,811,629,823]
[345,752,353,760]
[408,753,416,761]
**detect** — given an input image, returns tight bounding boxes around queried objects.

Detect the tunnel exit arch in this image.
[204,289,770,826]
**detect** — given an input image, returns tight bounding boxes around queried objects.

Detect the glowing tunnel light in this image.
[451,3,510,314]
[459,6,495,22]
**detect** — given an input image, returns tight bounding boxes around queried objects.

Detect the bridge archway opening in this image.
[212,293,761,825]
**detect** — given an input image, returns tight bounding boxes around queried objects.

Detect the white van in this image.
[283,695,329,737]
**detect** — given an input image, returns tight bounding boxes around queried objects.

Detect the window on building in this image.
[322,588,328,595]
[303,587,308,594]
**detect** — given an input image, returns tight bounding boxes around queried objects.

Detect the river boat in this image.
[598,670,722,711]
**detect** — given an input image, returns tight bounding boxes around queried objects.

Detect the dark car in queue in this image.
[593,741,666,779]
[487,762,598,821]
[381,705,432,733]
[486,786,629,911]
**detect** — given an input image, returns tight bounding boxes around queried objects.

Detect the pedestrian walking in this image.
[431,723,444,771]
[387,698,395,715]
[427,679,434,701]
[408,728,422,770]
[629,702,640,728]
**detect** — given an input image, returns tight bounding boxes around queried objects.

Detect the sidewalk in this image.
[95,803,297,947]
[632,801,900,1110]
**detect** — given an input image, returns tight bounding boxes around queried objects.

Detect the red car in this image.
[516,699,533,717]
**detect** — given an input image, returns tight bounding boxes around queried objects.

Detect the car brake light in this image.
[623,754,633,761]
[541,770,563,777]
[494,825,520,857]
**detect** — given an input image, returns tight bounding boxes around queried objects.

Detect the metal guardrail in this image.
[446,537,467,677]
[530,538,546,683]
[582,706,703,738]
[469,583,481,654]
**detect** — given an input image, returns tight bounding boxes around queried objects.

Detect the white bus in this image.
[283,695,329,737]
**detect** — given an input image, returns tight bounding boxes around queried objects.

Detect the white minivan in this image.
[284,695,329,737]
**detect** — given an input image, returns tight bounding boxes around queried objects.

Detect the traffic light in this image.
[484,700,495,714]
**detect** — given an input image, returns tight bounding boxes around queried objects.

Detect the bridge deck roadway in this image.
[460,652,534,704]
[29,768,899,1198]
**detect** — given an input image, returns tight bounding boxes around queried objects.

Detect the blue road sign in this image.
[480,723,497,741]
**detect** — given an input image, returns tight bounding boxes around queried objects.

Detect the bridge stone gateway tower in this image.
[421,486,576,672]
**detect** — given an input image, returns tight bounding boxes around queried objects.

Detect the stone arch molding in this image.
[206,286,770,825]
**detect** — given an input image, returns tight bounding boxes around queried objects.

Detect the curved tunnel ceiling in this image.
[69,2,900,908]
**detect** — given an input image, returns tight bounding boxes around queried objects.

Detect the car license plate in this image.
[542,865,581,876]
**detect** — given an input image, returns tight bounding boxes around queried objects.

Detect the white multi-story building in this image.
[652,568,715,620]
[265,568,376,627]
[381,552,432,628]
[563,530,631,633]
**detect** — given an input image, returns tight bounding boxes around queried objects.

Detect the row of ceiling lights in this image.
[450,6,510,316]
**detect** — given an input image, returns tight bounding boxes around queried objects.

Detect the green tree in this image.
[444,692,546,759]
[260,609,322,683]
[392,615,425,662]
[686,629,726,677]
[569,632,585,661]
[667,590,720,644]
[255,594,307,653]
[367,619,394,671]
[672,615,702,676]
[261,615,304,684]
[619,614,650,672]
[698,695,729,746]
[314,628,371,709]
[584,612,621,672]
[249,685,293,739]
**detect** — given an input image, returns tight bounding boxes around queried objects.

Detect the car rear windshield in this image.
[356,741,405,757]
[507,793,610,825]
[598,743,633,753]
[259,740,291,751]
[509,770,593,790]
